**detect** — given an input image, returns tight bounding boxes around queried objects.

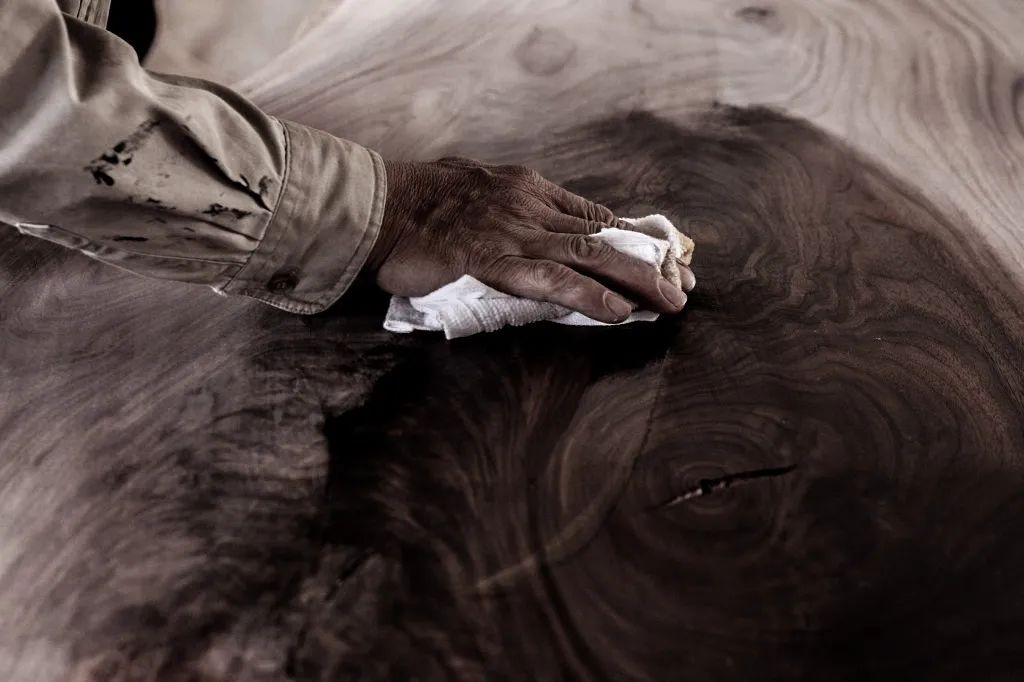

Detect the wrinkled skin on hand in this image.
[366,157,696,323]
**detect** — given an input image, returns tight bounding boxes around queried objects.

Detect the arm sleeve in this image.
[0,0,386,314]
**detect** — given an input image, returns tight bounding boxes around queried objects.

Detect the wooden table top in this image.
[2,2,1023,680]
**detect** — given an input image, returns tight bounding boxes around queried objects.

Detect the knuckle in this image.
[469,166,495,183]
[566,235,603,261]
[502,164,541,183]
[590,202,615,223]
[528,260,570,289]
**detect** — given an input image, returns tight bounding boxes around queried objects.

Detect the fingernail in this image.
[658,279,686,310]
[680,267,697,292]
[603,292,633,320]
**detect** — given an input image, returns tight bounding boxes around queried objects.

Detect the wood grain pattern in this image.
[233,0,1024,282]
[3,1,1024,680]
[318,108,1024,681]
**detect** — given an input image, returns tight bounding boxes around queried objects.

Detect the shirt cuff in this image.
[221,118,386,314]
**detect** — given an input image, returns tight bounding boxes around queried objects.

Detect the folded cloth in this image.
[383,214,694,340]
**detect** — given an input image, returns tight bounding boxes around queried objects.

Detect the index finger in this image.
[538,177,621,226]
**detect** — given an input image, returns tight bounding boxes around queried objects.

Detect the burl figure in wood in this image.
[318,107,1024,681]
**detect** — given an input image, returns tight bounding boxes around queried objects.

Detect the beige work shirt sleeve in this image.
[0,0,386,314]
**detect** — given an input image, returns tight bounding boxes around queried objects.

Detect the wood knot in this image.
[735,5,775,22]
[514,26,576,76]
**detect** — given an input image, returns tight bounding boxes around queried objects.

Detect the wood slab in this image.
[2,1,1023,680]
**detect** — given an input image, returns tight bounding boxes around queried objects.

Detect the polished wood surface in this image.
[3,1,1024,680]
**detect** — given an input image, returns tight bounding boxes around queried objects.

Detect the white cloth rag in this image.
[383,214,693,340]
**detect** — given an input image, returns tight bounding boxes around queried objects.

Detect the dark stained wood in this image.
[313,108,1024,681]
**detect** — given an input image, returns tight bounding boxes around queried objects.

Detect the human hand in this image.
[366,157,695,323]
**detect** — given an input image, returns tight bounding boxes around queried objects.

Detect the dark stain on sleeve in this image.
[144,196,176,211]
[173,119,274,210]
[89,168,116,186]
[202,203,252,220]
[258,176,272,198]
[112,236,148,242]
[83,119,162,186]
[240,173,273,199]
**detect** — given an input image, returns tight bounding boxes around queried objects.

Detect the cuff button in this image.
[267,269,299,293]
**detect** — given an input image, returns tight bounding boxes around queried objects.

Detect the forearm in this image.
[0,0,385,313]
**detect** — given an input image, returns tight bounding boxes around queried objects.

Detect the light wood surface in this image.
[145,0,333,84]
[3,1,1024,680]
[237,0,1024,281]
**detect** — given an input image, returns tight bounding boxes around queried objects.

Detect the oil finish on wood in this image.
[3,1,1024,681]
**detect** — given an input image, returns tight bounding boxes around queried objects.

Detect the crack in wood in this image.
[656,463,799,509]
